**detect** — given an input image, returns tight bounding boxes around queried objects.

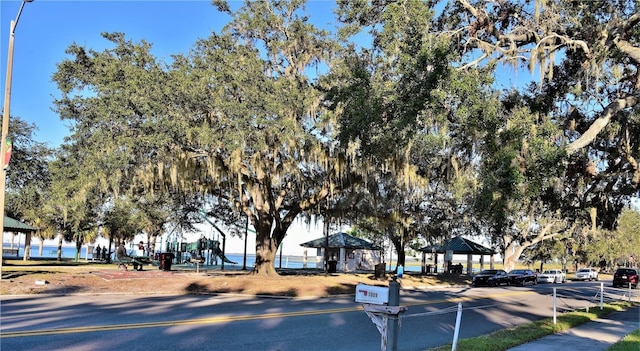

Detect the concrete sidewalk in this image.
[507,305,639,351]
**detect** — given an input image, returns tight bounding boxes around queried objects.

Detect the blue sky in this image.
[0,0,337,148]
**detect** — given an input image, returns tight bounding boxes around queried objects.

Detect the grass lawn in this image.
[608,329,640,351]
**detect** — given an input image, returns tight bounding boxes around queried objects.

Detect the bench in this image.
[113,256,152,271]
[2,248,19,255]
[185,256,206,264]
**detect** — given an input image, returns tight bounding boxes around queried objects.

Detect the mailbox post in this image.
[356,276,406,351]
[387,277,400,350]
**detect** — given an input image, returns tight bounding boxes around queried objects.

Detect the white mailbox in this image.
[355,283,389,305]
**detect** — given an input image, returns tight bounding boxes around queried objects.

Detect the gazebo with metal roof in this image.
[418,236,496,274]
[2,216,37,261]
[300,232,382,272]
[4,216,36,232]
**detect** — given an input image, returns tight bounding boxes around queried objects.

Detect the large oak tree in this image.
[330,0,499,260]
[437,0,640,267]
[53,1,367,275]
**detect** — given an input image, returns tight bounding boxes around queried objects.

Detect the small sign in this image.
[355,283,389,305]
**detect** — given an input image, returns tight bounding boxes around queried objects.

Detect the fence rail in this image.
[393,283,637,351]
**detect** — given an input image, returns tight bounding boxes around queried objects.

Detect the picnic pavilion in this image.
[300,232,383,272]
[418,236,496,275]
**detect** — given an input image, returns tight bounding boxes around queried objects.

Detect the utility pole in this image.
[0,0,34,274]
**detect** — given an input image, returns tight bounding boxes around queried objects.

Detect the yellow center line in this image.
[404,290,535,307]
[1,307,358,338]
[0,290,535,338]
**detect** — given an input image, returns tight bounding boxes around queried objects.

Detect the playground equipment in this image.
[159,211,241,269]
[166,238,237,265]
[197,210,237,269]
[214,245,237,264]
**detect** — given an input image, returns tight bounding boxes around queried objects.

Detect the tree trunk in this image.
[246,197,298,276]
[254,243,278,275]
[390,235,406,271]
[502,242,525,272]
[323,218,330,275]
[501,219,566,271]
[38,237,43,256]
[57,234,63,261]
[253,228,281,276]
[107,236,113,263]
[146,233,153,256]
[75,239,82,262]
[396,250,406,272]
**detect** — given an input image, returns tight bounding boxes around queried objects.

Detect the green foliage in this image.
[102,199,139,243]
[4,118,51,193]
[521,238,567,268]
[331,0,472,158]
[4,118,51,219]
[616,209,640,263]
[582,208,640,269]
[3,117,57,248]
[476,99,566,241]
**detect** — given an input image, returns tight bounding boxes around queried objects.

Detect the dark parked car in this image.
[472,269,509,287]
[508,269,538,286]
[613,268,639,288]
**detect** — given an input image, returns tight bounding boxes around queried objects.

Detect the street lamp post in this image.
[0,0,34,273]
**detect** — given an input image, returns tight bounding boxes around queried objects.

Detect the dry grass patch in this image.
[1,261,470,297]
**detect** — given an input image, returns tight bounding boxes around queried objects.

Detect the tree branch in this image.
[566,96,640,155]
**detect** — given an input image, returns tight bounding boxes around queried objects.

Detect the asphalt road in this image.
[0,280,625,351]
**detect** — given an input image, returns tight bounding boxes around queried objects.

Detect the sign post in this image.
[387,277,400,350]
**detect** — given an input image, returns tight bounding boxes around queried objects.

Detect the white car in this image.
[537,269,566,284]
[574,267,599,281]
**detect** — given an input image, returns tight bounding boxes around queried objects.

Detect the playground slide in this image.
[214,247,237,264]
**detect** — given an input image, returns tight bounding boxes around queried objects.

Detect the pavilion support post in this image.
[434,253,438,273]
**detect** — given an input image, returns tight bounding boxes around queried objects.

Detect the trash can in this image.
[328,260,338,273]
[375,263,386,278]
[159,253,174,271]
[158,253,166,270]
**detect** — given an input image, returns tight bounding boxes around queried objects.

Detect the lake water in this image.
[7,245,321,269]
[5,245,423,272]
